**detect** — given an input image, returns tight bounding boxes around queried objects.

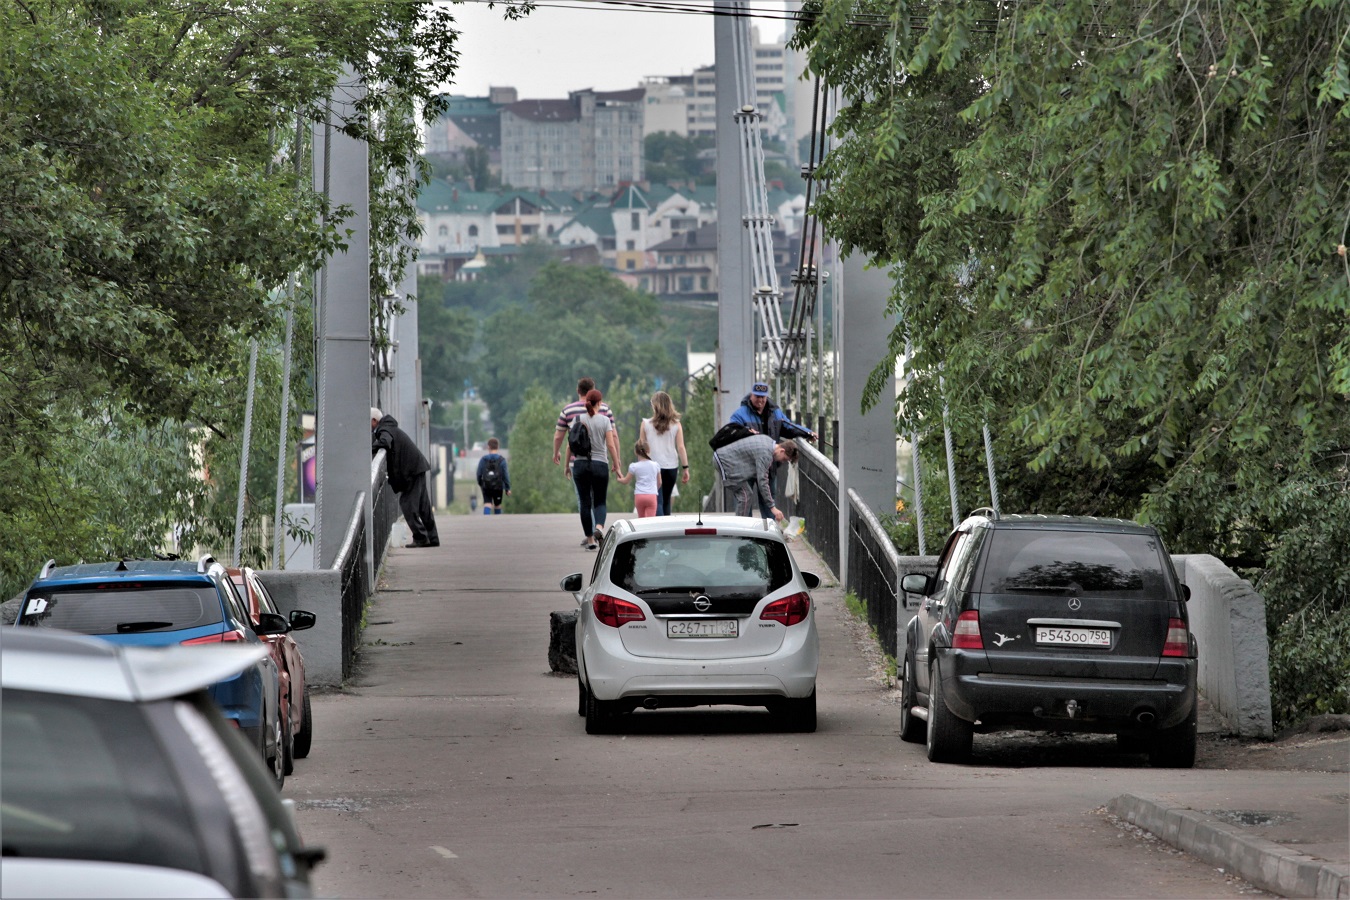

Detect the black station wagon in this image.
[899,513,1198,767]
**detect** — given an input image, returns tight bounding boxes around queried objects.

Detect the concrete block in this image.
[549,610,578,675]
[255,569,345,687]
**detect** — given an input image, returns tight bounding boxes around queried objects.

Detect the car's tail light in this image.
[1162,618,1190,657]
[593,593,646,628]
[685,528,717,535]
[182,630,246,645]
[760,592,811,626]
[952,610,984,649]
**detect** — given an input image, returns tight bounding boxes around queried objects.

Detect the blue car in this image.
[16,555,289,785]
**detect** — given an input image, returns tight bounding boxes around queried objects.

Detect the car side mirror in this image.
[289,610,317,631]
[254,612,290,636]
[1180,584,1192,602]
[801,572,821,590]
[901,573,931,595]
[560,573,583,593]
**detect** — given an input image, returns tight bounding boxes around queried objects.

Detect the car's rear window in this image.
[980,530,1169,597]
[1,688,207,873]
[18,582,225,635]
[610,536,793,594]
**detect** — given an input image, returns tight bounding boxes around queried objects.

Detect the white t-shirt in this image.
[641,419,681,468]
[627,459,661,495]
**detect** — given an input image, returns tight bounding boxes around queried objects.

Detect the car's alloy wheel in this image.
[1148,703,1198,768]
[293,692,313,759]
[925,662,973,763]
[899,650,925,743]
[584,682,617,734]
[269,715,286,788]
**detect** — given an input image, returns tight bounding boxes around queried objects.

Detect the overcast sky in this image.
[442,0,788,99]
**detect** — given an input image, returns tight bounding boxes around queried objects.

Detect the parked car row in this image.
[14,556,316,785]
[560,511,1198,769]
[4,555,324,896]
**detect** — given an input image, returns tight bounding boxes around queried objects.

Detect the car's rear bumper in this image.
[937,649,1197,731]
[582,625,818,702]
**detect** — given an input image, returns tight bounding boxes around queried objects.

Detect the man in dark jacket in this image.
[371,407,439,548]
[727,382,814,517]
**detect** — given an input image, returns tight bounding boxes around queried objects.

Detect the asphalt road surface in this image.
[287,514,1278,899]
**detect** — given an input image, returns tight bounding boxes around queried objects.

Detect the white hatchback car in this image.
[560,514,821,734]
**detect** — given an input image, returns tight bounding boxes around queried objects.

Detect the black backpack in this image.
[481,455,504,492]
[568,414,592,459]
[709,422,754,451]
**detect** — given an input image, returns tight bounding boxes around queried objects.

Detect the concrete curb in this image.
[1108,793,1350,898]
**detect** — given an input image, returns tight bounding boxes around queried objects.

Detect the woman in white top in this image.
[640,390,690,516]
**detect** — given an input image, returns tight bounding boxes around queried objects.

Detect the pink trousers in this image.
[635,494,658,517]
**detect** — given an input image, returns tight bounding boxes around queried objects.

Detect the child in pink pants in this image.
[618,441,662,517]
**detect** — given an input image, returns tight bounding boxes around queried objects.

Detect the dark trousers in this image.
[400,474,439,545]
[656,468,677,516]
[573,459,610,535]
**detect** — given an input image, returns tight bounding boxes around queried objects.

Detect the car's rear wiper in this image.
[116,620,174,633]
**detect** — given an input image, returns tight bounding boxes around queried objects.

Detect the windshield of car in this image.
[1,688,207,873]
[609,536,793,594]
[18,583,225,635]
[980,531,1169,597]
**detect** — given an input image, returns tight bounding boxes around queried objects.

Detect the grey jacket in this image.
[712,433,777,509]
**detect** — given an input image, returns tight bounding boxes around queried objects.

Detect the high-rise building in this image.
[500,88,645,192]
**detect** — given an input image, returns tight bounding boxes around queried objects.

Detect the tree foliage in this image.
[795,0,1349,724]
[0,1,461,594]
[477,262,679,432]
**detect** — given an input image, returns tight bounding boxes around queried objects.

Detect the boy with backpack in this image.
[476,438,511,515]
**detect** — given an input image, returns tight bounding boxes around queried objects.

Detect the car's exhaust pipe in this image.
[1134,709,1156,725]
[642,697,659,710]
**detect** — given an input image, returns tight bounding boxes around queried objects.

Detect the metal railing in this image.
[371,451,397,576]
[847,489,902,659]
[332,492,369,680]
[793,440,839,576]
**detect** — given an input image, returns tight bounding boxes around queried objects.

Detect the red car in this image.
[229,567,316,774]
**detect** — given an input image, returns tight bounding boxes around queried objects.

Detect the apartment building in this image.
[500,88,645,192]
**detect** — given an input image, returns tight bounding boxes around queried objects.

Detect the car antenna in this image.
[696,505,704,527]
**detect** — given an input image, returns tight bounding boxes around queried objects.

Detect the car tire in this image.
[577,678,587,717]
[926,662,972,763]
[584,683,617,734]
[281,716,295,776]
[899,650,925,743]
[778,689,817,733]
[293,692,313,760]
[1148,703,1198,768]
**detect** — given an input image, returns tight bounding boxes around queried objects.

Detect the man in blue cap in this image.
[727,382,815,518]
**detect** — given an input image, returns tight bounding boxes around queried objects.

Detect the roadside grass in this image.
[843,590,898,687]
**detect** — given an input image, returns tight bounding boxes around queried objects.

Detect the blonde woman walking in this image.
[640,390,689,516]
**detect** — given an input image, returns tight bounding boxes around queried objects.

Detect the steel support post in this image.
[837,252,897,589]
[713,1,753,425]
[312,69,371,571]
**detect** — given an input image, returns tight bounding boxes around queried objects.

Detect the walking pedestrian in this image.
[554,378,618,548]
[617,441,661,518]
[371,407,440,548]
[728,382,814,518]
[711,433,797,522]
[476,437,510,515]
[568,389,621,549]
[640,390,689,516]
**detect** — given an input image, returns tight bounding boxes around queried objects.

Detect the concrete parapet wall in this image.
[256,569,346,688]
[1172,554,1274,738]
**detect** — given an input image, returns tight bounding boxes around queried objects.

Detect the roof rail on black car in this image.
[969,506,999,520]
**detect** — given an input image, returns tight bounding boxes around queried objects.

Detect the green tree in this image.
[0,1,463,590]
[477,262,679,432]
[795,0,1350,724]
[644,132,716,186]
[505,386,584,514]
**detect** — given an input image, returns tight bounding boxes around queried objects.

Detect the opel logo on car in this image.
[1067,597,1082,611]
[693,595,712,612]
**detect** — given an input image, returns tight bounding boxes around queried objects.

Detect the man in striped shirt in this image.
[552,377,617,465]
